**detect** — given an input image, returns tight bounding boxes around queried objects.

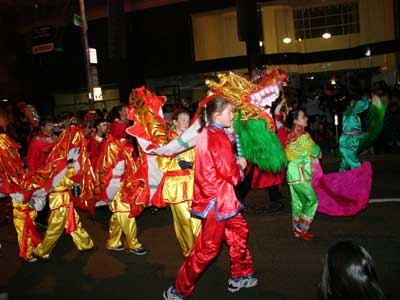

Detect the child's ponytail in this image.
[198,105,207,133]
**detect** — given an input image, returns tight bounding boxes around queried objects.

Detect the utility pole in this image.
[236,0,263,76]
[79,0,94,110]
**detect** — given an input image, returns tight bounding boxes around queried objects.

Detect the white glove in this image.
[32,188,47,199]
[29,188,47,211]
[30,196,46,211]
[10,192,24,203]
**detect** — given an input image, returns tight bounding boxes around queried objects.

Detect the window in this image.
[294,2,359,40]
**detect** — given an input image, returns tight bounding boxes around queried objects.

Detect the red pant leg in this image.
[174,207,225,298]
[224,213,254,279]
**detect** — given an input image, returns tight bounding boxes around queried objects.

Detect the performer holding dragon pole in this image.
[163,96,257,300]
[155,109,201,257]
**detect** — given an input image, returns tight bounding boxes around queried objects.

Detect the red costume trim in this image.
[16,207,42,259]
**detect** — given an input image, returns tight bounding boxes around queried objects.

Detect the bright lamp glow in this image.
[89,48,98,64]
[282,37,292,44]
[93,87,103,101]
[365,48,371,56]
[322,32,331,39]
[334,114,339,126]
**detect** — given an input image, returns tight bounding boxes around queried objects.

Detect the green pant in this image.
[339,134,361,171]
[289,181,318,220]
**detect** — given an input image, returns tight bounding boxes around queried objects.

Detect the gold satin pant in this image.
[13,203,37,260]
[170,202,201,257]
[107,212,142,250]
[34,206,94,259]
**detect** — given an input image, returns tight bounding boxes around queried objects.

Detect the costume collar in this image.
[209,121,225,129]
[286,125,305,145]
[209,121,235,142]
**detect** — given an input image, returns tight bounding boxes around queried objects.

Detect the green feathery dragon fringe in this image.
[233,110,287,173]
[358,96,386,153]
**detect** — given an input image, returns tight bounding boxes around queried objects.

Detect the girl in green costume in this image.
[339,96,370,171]
[285,109,321,240]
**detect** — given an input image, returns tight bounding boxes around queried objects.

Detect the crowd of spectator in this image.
[277,81,400,155]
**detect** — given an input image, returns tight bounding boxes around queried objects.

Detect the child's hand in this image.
[237,157,247,169]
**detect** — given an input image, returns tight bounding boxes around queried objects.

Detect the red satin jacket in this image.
[87,135,103,170]
[191,123,244,221]
[109,120,128,140]
[25,133,56,172]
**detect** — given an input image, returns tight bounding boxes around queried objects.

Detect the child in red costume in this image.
[87,119,108,169]
[108,105,129,141]
[163,97,257,300]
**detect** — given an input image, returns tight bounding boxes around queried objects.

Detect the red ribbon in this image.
[66,197,77,234]
[17,207,42,259]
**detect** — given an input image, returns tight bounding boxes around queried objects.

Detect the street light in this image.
[282,37,292,44]
[322,32,331,39]
[334,113,339,144]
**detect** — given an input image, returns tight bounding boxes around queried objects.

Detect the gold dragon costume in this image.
[126,86,201,256]
[32,125,95,258]
[200,71,287,180]
[0,133,40,262]
[94,134,147,253]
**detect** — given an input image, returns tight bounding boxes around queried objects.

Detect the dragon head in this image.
[204,70,286,131]
[126,86,177,148]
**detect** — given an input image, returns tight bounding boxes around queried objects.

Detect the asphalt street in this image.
[0,153,399,300]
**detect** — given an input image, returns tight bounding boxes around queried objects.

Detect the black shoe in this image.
[35,222,47,230]
[106,245,125,251]
[129,246,147,256]
[245,207,268,214]
[268,200,284,213]
[25,257,38,263]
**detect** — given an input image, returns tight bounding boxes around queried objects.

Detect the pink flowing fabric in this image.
[312,160,372,216]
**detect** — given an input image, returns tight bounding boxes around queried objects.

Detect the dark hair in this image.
[172,109,190,121]
[107,104,127,122]
[93,118,107,129]
[39,116,55,128]
[319,240,387,300]
[285,109,304,130]
[199,96,231,130]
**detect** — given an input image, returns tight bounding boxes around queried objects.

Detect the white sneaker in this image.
[227,275,258,293]
[163,286,184,300]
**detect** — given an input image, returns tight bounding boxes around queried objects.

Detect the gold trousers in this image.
[13,203,38,260]
[170,202,201,257]
[107,212,141,250]
[34,206,94,259]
